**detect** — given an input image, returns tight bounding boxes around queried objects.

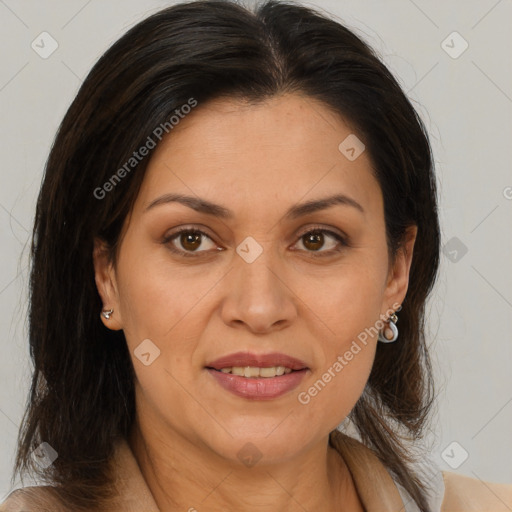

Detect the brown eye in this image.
[302,231,325,251]
[163,226,347,259]
[163,228,218,257]
[295,228,347,256]
[179,231,202,252]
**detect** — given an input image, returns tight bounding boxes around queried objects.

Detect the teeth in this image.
[260,367,280,377]
[244,366,260,378]
[217,366,294,378]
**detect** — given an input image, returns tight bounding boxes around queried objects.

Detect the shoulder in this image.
[330,430,512,512]
[441,470,512,511]
[0,485,67,512]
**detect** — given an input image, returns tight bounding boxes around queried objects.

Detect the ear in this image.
[381,224,418,314]
[93,238,123,331]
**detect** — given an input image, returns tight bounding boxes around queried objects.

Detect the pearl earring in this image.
[101,308,114,320]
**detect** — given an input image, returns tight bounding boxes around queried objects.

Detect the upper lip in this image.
[205,352,309,371]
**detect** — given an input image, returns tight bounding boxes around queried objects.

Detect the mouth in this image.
[205,351,309,373]
[204,352,309,400]
[206,366,298,378]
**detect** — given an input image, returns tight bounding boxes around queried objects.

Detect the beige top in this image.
[1,431,511,511]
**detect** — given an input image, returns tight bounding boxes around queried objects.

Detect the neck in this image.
[128,420,363,512]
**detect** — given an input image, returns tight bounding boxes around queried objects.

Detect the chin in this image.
[203,427,315,466]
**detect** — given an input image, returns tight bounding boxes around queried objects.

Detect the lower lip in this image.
[206,368,308,400]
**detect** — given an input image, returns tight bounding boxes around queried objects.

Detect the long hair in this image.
[12,1,440,510]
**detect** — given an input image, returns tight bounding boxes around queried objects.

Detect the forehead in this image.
[135,93,381,221]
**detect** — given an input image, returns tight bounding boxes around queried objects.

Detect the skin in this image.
[94,92,417,512]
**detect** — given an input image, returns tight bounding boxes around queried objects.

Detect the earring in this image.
[378,305,401,343]
[101,308,114,320]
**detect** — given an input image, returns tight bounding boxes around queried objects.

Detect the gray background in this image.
[1,0,511,500]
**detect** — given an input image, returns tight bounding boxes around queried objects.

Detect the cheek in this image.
[292,253,386,347]
[116,249,218,346]
[292,262,384,423]
[297,335,376,431]
[115,255,222,399]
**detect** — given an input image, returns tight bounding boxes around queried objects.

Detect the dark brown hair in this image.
[11,0,440,510]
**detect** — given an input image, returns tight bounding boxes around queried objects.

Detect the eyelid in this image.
[162,226,219,258]
[294,224,348,241]
[291,224,349,258]
[162,223,349,257]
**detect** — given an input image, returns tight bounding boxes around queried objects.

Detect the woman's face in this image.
[95,92,416,465]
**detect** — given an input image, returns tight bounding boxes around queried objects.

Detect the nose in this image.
[219,247,298,334]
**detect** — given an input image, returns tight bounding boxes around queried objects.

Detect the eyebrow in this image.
[144,192,365,219]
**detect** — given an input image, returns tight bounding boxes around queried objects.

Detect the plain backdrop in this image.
[1,0,511,500]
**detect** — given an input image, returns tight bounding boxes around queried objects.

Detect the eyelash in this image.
[162,225,348,259]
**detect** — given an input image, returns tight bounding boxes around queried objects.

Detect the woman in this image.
[1,1,511,511]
